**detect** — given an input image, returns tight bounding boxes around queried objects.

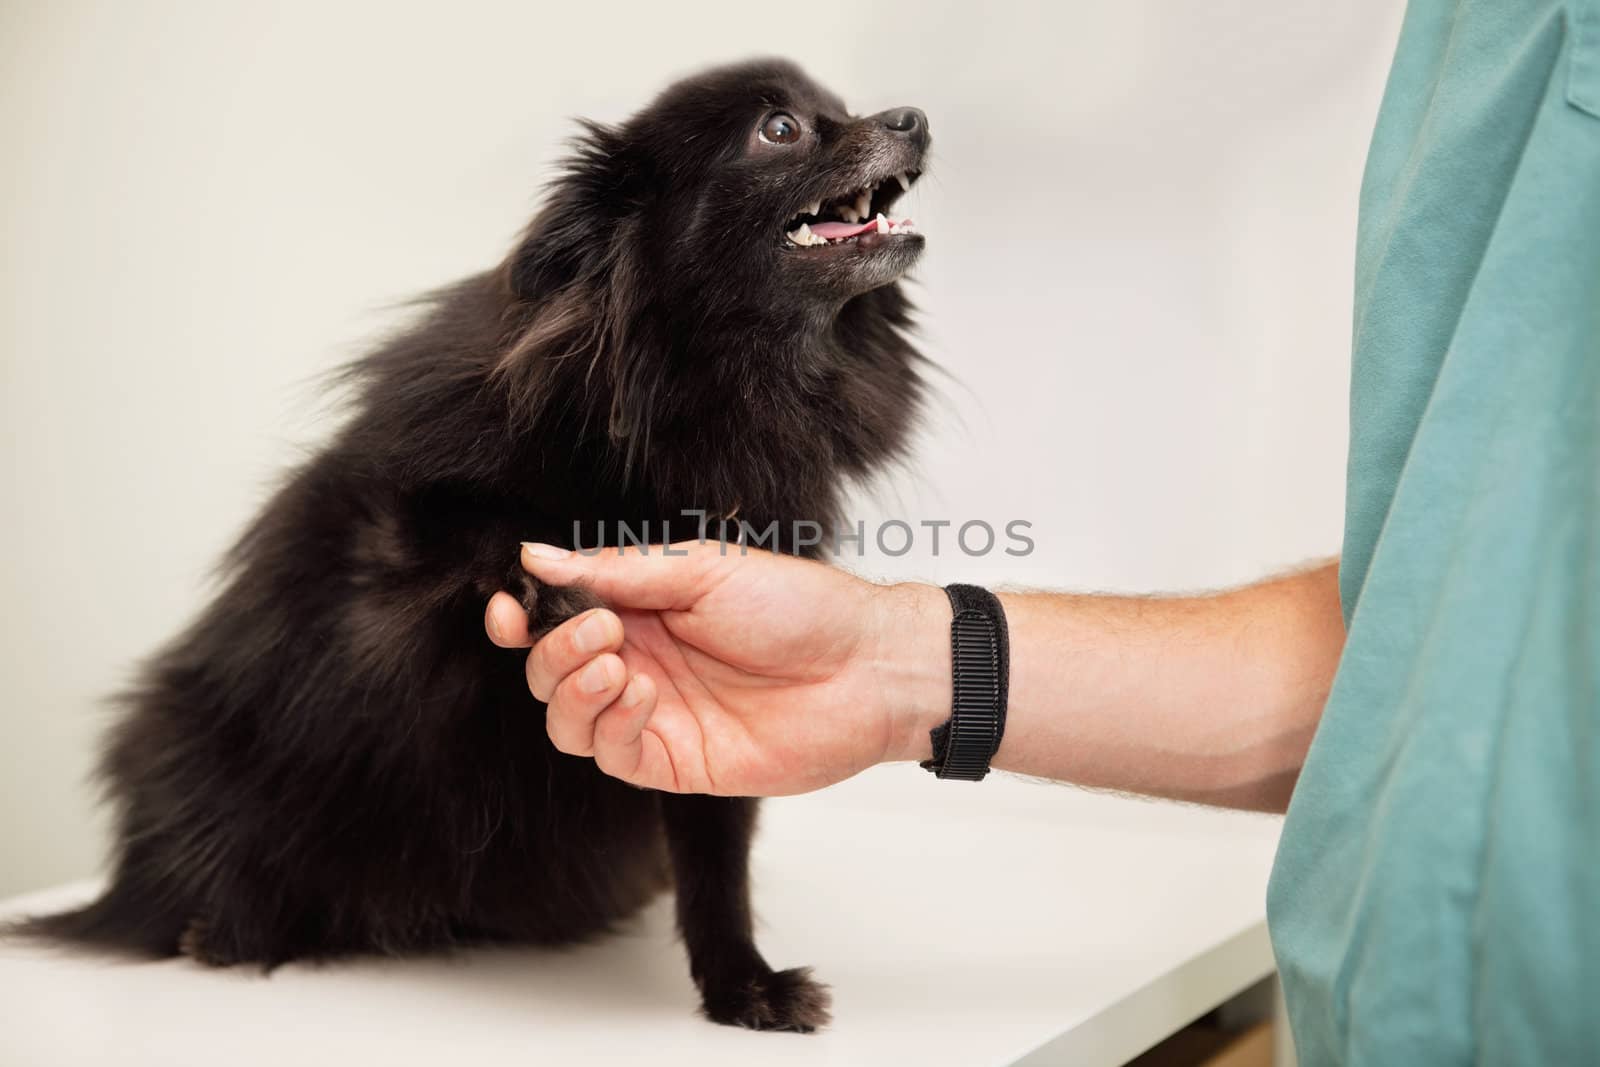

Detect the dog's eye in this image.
[759,112,801,145]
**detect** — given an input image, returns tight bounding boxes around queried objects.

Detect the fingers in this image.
[518,540,738,611]
[524,608,624,701]
[545,663,660,787]
[529,640,688,795]
[544,652,627,756]
[590,672,658,782]
[520,605,651,774]
[484,591,533,648]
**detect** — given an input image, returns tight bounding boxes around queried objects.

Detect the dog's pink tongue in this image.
[809,218,880,240]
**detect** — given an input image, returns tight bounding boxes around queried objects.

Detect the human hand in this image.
[485,542,949,796]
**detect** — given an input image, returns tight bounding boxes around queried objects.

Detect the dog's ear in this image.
[506,122,645,302]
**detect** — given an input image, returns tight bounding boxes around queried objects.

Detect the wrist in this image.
[865,581,953,764]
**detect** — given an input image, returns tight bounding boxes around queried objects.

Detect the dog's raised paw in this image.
[701,965,831,1033]
[512,566,604,642]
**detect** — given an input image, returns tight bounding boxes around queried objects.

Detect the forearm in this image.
[880,562,1344,812]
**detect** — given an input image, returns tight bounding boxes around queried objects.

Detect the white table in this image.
[0,765,1282,1066]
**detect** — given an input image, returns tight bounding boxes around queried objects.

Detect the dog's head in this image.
[492,61,930,486]
[506,59,929,316]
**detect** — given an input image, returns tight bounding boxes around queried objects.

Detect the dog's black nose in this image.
[874,107,929,149]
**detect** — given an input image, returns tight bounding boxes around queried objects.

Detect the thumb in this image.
[519,539,743,610]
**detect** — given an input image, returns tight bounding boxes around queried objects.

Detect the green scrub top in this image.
[1266,1,1600,1064]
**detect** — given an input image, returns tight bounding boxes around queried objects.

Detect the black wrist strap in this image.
[921,584,1009,781]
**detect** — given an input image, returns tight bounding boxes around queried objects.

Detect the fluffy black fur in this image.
[14,59,929,1032]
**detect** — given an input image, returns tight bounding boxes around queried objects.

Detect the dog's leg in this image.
[658,794,831,1032]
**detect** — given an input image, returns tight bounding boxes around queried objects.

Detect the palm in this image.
[608,582,889,796]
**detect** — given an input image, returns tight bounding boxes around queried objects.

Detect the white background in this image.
[0,0,1403,897]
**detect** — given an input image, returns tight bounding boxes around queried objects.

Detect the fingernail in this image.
[581,657,619,694]
[521,542,571,561]
[574,612,614,655]
[486,608,504,643]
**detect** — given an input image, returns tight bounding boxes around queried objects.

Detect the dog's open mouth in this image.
[784,170,922,249]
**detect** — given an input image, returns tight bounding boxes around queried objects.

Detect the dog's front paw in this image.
[512,566,603,641]
[700,965,831,1033]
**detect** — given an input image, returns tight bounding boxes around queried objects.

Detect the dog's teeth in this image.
[854,190,872,220]
[838,204,858,223]
[895,172,912,192]
[876,212,890,234]
[804,200,821,216]
[787,223,814,246]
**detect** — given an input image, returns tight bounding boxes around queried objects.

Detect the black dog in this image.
[16,59,928,1032]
